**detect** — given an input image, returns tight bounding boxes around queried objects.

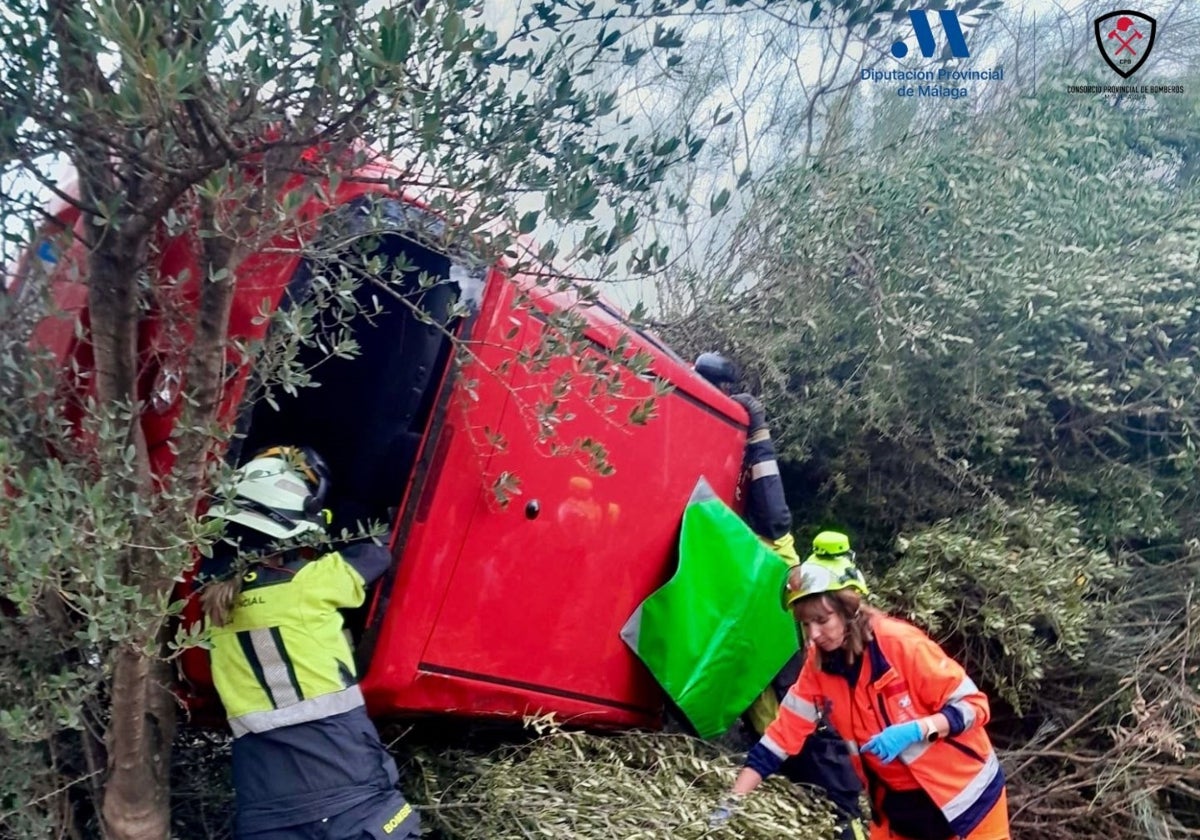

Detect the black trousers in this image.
[240,789,417,840]
[779,723,864,833]
[232,707,419,840]
[771,653,863,836]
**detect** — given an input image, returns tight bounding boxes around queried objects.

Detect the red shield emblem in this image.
[1094,10,1157,78]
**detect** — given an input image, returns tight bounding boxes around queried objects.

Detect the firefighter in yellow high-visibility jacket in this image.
[199,446,419,840]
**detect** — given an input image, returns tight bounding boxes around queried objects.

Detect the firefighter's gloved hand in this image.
[708,793,744,828]
[730,393,767,434]
[862,721,923,764]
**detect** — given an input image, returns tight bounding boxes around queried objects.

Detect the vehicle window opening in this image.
[234,227,461,620]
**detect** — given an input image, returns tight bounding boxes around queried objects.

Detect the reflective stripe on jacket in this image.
[742,428,792,540]
[760,614,1004,837]
[209,544,389,735]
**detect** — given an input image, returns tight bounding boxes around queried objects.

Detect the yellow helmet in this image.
[781,552,869,610]
[812,530,851,557]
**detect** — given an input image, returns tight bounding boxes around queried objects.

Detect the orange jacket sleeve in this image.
[894,621,990,735]
[761,647,823,756]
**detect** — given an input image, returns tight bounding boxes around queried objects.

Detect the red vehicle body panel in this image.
[360,280,746,727]
[17,155,749,730]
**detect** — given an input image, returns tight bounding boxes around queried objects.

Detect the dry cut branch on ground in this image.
[402,722,839,840]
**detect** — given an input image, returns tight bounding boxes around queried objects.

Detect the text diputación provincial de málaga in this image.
[861,68,1005,82]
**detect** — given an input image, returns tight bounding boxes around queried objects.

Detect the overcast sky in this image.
[10,0,1192,314]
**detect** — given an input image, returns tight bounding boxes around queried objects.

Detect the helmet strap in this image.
[232,496,308,531]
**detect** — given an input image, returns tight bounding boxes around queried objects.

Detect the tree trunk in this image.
[100,637,176,840]
[86,233,177,840]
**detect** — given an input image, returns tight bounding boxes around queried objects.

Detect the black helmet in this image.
[694,352,739,388]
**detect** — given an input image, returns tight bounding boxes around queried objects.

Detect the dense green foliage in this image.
[710,88,1200,548]
[663,80,1200,835]
[876,501,1118,712]
[0,350,216,837]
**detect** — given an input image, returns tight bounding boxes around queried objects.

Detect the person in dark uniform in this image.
[695,354,865,840]
[199,446,419,840]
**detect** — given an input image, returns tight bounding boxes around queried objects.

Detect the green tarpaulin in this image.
[620,477,800,738]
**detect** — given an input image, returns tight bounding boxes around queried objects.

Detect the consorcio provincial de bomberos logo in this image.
[1094,10,1155,78]
[860,9,1004,102]
[1067,9,1184,97]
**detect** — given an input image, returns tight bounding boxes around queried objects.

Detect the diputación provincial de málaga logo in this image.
[860,9,1004,102]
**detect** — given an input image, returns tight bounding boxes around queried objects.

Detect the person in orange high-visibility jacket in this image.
[695,356,864,839]
[713,548,1010,840]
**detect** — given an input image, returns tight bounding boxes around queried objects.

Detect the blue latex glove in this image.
[708,794,743,828]
[861,721,924,764]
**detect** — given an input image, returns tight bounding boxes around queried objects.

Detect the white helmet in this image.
[206,446,331,540]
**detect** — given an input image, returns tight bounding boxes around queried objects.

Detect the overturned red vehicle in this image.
[16,156,749,731]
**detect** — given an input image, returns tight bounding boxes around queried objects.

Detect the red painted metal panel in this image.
[360,269,748,727]
[358,265,524,716]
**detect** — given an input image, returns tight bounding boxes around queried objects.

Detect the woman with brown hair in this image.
[713,532,1010,839]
